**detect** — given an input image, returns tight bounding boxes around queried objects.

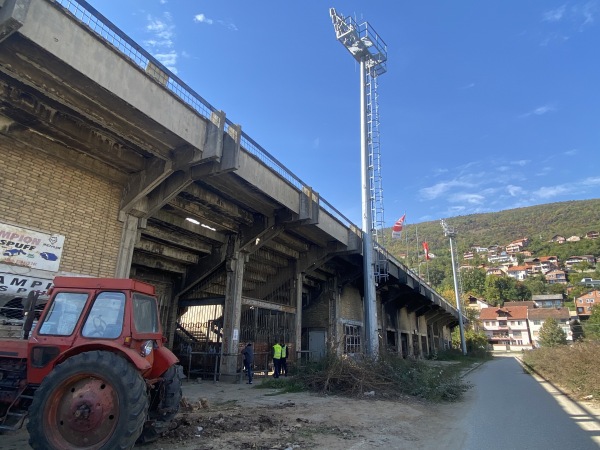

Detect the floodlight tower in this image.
[441,219,467,355]
[330,8,387,357]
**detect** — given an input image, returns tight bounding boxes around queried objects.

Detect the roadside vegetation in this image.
[522,340,600,402]
[258,351,476,402]
[522,305,600,402]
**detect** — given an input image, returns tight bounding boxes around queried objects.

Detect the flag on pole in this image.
[392,214,406,239]
[422,241,430,260]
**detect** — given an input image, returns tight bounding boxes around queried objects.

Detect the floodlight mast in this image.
[441,219,467,355]
[330,8,387,357]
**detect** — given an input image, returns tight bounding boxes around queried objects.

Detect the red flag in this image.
[422,242,430,260]
[391,214,406,239]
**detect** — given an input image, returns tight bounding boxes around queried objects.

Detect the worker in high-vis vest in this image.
[272,339,283,378]
[280,342,288,377]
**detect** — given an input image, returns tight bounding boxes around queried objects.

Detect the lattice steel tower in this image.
[330,8,387,356]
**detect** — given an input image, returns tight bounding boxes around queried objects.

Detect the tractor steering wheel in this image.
[90,316,107,337]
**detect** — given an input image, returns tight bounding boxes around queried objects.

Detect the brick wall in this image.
[340,285,363,322]
[1,141,123,277]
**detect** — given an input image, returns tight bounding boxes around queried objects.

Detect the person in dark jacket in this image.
[242,342,254,384]
[280,342,288,377]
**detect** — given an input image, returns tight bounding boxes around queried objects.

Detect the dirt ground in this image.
[2,372,469,450]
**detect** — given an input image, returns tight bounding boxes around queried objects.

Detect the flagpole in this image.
[415,225,420,277]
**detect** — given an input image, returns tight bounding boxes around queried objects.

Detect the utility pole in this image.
[330,9,387,357]
[441,219,467,355]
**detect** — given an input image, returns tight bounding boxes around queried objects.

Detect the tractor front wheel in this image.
[27,350,148,450]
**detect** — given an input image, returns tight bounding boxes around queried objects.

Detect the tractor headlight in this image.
[141,340,153,357]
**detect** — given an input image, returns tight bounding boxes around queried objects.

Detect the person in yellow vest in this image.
[280,342,288,377]
[272,339,283,378]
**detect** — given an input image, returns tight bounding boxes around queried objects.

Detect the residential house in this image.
[487,251,517,265]
[504,301,536,308]
[585,231,599,240]
[528,307,572,347]
[507,265,528,281]
[549,235,566,244]
[564,255,595,271]
[506,243,523,254]
[467,296,491,312]
[575,290,600,318]
[545,269,567,284]
[532,294,564,309]
[486,267,505,277]
[506,238,529,254]
[472,246,488,253]
[566,235,581,242]
[463,251,474,260]
[480,306,531,351]
[580,278,600,287]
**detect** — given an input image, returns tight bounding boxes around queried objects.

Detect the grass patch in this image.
[522,340,600,402]
[255,377,307,394]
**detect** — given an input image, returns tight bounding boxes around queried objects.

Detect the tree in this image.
[583,305,600,341]
[538,318,567,347]
[461,268,487,297]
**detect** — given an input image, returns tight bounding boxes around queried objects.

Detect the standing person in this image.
[241,342,254,384]
[280,342,288,377]
[272,339,282,378]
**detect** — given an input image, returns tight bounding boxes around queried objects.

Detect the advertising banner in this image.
[0,223,65,272]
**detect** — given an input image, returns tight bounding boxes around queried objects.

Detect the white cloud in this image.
[450,193,485,204]
[519,104,556,118]
[543,5,567,22]
[419,180,474,200]
[459,83,475,90]
[193,13,238,31]
[511,160,530,166]
[506,185,524,197]
[564,148,578,156]
[194,14,214,25]
[532,185,570,198]
[582,176,600,186]
[144,13,177,73]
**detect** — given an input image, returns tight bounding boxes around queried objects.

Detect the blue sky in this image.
[85,1,600,226]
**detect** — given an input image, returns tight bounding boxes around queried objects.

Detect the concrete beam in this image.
[151,210,226,244]
[135,239,199,265]
[131,252,187,274]
[18,0,207,150]
[241,297,295,314]
[141,224,212,254]
[121,157,174,214]
[0,0,30,43]
[168,195,239,232]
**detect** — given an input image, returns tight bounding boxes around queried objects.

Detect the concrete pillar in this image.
[220,250,246,379]
[294,272,303,361]
[114,213,140,278]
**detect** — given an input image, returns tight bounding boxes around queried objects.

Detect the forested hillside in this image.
[381,199,600,304]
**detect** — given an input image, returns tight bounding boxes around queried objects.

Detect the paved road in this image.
[448,355,600,450]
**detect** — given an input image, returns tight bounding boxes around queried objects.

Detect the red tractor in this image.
[0,277,184,449]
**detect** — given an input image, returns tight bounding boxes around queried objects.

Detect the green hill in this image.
[381,199,600,303]
[384,198,600,262]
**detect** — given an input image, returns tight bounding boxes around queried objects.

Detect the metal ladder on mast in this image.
[367,71,388,283]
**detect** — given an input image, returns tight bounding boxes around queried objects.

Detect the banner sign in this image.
[0,272,54,298]
[0,223,65,272]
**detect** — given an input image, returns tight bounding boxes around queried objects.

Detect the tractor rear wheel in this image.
[27,350,148,450]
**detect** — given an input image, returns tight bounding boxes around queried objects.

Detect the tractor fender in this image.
[146,346,179,379]
[55,342,152,374]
